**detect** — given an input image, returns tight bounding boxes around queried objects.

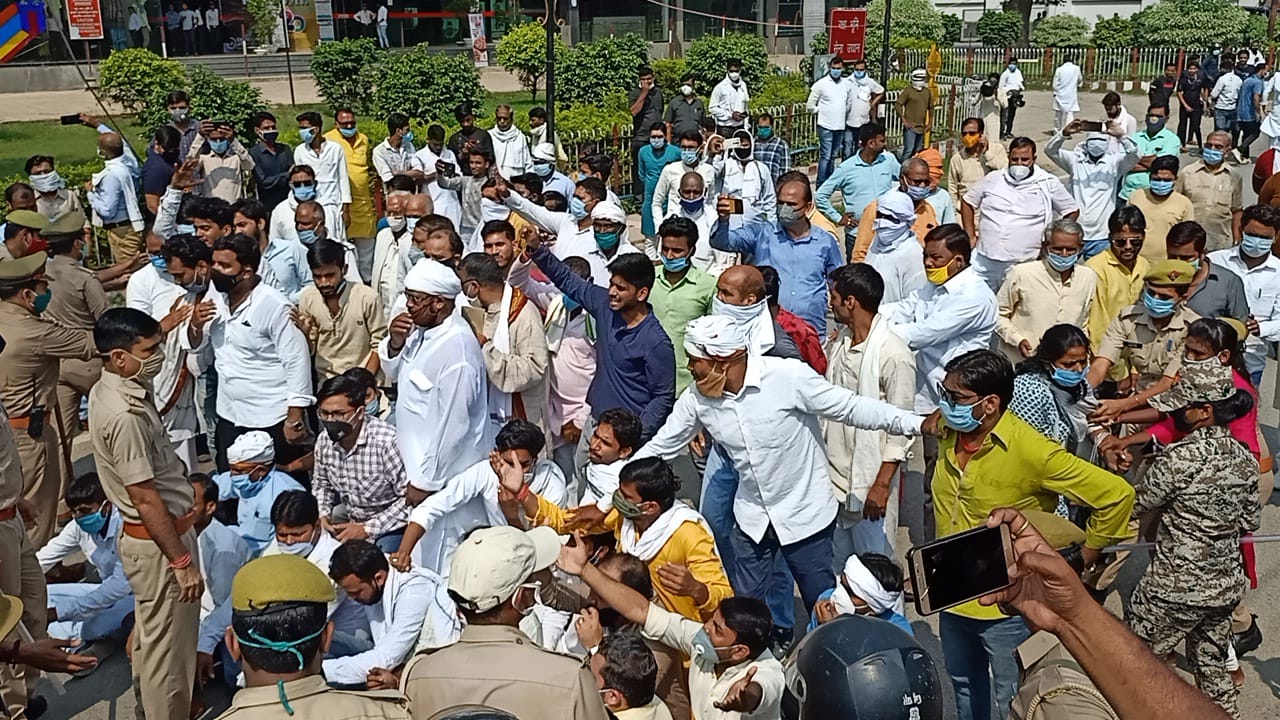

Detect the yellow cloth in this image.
[1084,249,1150,352]
[532,495,732,622]
[325,129,376,238]
[1125,190,1195,263]
[931,412,1135,620]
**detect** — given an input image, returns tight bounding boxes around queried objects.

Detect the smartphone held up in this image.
[906,524,1015,615]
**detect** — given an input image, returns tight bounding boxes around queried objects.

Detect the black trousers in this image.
[1178,107,1204,147]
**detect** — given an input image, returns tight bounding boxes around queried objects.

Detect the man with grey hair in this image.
[1175,130,1243,251]
[488,104,532,180]
[1045,119,1141,259]
[994,217,1099,363]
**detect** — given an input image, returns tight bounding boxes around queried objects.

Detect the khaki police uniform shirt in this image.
[35,189,84,223]
[44,255,109,330]
[216,674,410,720]
[87,371,193,523]
[1095,303,1199,391]
[1008,631,1119,720]
[0,301,96,417]
[401,624,610,720]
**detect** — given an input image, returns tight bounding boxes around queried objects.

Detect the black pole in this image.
[879,0,891,88]
[279,0,296,105]
[545,3,556,140]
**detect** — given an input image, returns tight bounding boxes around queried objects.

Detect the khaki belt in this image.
[122,510,195,540]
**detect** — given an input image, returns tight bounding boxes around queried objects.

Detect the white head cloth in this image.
[684,315,748,360]
[227,431,275,464]
[404,258,462,297]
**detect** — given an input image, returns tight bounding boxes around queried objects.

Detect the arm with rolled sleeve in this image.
[815,165,849,223]
[788,362,923,436]
[634,390,704,462]
[264,302,314,409]
[530,247,610,318]
[1041,446,1136,549]
[639,336,677,438]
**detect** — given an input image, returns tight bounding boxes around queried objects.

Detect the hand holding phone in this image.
[436,160,456,177]
[907,522,1014,615]
[59,114,80,126]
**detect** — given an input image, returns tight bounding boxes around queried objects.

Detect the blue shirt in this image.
[263,236,313,303]
[807,587,914,635]
[815,151,901,226]
[710,218,843,335]
[86,158,135,224]
[544,171,576,202]
[141,147,174,198]
[1239,76,1264,122]
[532,246,676,439]
[213,469,305,556]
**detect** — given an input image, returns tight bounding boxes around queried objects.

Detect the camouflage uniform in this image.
[1123,361,1261,720]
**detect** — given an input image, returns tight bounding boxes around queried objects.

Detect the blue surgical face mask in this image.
[829,68,843,80]
[595,229,621,250]
[1083,139,1108,159]
[365,397,380,416]
[533,161,553,178]
[1045,252,1078,272]
[339,126,357,138]
[402,130,414,145]
[209,138,230,155]
[293,184,317,202]
[681,148,700,166]
[231,471,265,498]
[661,255,689,272]
[1149,179,1174,197]
[938,396,983,432]
[297,228,318,245]
[1051,366,1085,388]
[905,184,931,201]
[1201,147,1225,165]
[149,255,169,274]
[74,504,108,534]
[854,70,867,79]
[1241,232,1273,257]
[649,137,666,150]
[562,293,581,311]
[1142,289,1177,318]
[299,127,316,144]
[680,196,705,214]
[408,245,425,264]
[569,196,588,220]
[405,216,420,232]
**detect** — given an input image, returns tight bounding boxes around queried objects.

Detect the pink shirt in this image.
[1148,369,1260,457]
[547,314,596,447]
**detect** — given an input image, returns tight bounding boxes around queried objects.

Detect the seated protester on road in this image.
[808,553,911,635]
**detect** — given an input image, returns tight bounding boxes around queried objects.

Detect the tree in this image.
[98,48,187,114]
[687,33,770,93]
[976,10,1021,47]
[941,14,963,45]
[1091,14,1134,48]
[1132,0,1252,47]
[866,0,946,50]
[1030,14,1091,47]
[309,38,383,114]
[554,33,649,108]
[373,45,485,122]
[494,21,566,102]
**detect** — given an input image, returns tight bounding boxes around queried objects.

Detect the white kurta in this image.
[1052,62,1082,112]
[413,145,463,230]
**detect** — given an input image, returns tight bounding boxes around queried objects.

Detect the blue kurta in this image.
[638,142,682,236]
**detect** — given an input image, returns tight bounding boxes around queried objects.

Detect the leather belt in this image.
[122,510,195,540]
[7,416,28,429]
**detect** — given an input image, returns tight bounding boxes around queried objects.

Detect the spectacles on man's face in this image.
[317,407,360,422]
[1112,236,1143,248]
[936,382,981,406]
[290,181,315,189]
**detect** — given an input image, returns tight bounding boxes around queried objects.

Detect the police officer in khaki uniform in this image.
[0,210,48,262]
[0,250,97,545]
[217,554,411,720]
[44,212,108,449]
[401,526,610,720]
[1086,259,1200,424]
[88,307,203,720]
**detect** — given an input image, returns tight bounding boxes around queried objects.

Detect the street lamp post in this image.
[545,3,556,139]
[879,0,891,88]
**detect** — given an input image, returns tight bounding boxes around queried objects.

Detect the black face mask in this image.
[210,270,240,293]
[162,148,179,164]
[322,419,354,442]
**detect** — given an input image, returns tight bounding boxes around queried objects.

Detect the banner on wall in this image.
[282,0,319,50]
[467,11,486,67]
[66,0,104,39]
[314,0,333,41]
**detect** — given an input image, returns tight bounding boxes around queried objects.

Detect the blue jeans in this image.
[844,125,863,157]
[48,583,134,641]
[1081,238,1110,260]
[702,446,798,630]
[902,127,925,159]
[817,126,842,185]
[730,517,834,621]
[374,527,407,554]
[939,613,1030,720]
[1214,108,1237,134]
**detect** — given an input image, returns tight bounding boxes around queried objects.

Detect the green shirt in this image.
[648,266,716,394]
[1119,127,1180,200]
[931,412,1135,620]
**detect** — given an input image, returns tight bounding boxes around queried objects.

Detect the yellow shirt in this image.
[1126,190,1195,263]
[297,282,387,381]
[1084,250,1150,352]
[931,412,1135,620]
[324,129,376,238]
[532,495,732,622]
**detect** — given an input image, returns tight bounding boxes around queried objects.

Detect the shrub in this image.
[245,0,280,44]
[750,71,811,108]
[556,93,632,136]
[98,48,187,114]
[651,57,688,99]
[495,21,566,102]
[687,33,769,93]
[554,33,649,107]
[1132,0,1252,47]
[1030,14,1091,47]
[1091,14,1134,48]
[373,45,485,123]
[309,38,383,114]
[867,0,945,50]
[136,66,267,139]
[941,14,963,45]
[799,31,828,81]
[976,11,1021,47]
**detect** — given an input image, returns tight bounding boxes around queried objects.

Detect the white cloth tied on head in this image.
[591,200,628,225]
[404,258,462,297]
[842,554,905,617]
[684,314,748,359]
[227,431,275,464]
[871,190,918,254]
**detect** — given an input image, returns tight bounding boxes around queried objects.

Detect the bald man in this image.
[86,131,146,265]
[4,183,36,214]
[372,192,412,312]
[295,200,362,285]
[660,172,738,278]
[1174,130,1243,250]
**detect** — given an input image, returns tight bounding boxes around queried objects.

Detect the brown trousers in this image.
[14,426,65,548]
[0,515,48,716]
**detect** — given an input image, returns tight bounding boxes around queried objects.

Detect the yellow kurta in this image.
[325,129,376,238]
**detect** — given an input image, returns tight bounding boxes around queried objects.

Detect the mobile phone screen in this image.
[911,525,1011,614]
[1079,120,1104,132]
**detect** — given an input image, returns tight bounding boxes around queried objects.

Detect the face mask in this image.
[594,230,621,250]
[939,396,983,432]
[297,229,318,245]
[713,296,766,326]
[211,270,241,294]
[279,538,315,557]
[29,171,62,193]
[1201,147,1224,165]
[260,129,279,144]
[612,490,644,519]
[319,280,346,298]
[649,137,666,150]
[911,80,926,90]
[1051,366,1085,387]
[925,259,953,285]
[1007,165,1032,183]
[728,71,741,83]
[681,149,700,166]
[299,127,316,144]
[829,68,843,80]
[339,127,358,138]
[1145,118,1166,133]
[562,293,580,312]
[405,217,420,233]
[387,216,406,233]
[163,148,180,164]
[31,288,51,315]
[694,358,731,398]
[905,185,931,201]
[661,255,689,272]
[854,70,867,79]
[149,255,168,274]
[757,126,772,139]
[1241,232,1273,257]
[777,202,804,227]
[680,197,705,214]
[1149,179,1174,197]
[124,347,166,383]
[1008,64,1017,72]
[209,139,229,155]
[532,161,553,178]
[1083,139,1108,159]
[231,472,265,498]
[690,627,735,666]
[407,246,425,264]
[1142,289,1176,318]
[183,273,209,295]
[830,584,862,617]
[402,130,414,145]
[569,196,588,220]
[961,134,980,149]
[1188,258,1201,272]
[322,419,354,442]
[293,184,317,202]
[680,84,693,96]
[75,505,108,535]
[170,108,188,123]
[1045,252,1078,272]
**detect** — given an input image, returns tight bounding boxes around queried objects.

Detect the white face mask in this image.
[728,71,741,83]
[911,80,926,90]
[680,84,693,96]
[1007,164,1032,182]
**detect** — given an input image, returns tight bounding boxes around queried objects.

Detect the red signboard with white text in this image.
[828,8,867,61]
[66,0,104,40]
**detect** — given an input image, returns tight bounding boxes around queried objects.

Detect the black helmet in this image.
[781,615,943,720]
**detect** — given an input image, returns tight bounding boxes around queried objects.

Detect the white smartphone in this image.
[722,137,742,151]
[907,523,1015,615]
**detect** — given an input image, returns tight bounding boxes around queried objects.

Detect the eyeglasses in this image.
[290,181,315,189]
[317,408,359,422]
[936,382,978,405]
[1112,236,1143,248]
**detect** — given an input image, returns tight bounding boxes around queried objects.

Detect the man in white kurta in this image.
[378,259,491,503]
[1052,58,1082,130]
